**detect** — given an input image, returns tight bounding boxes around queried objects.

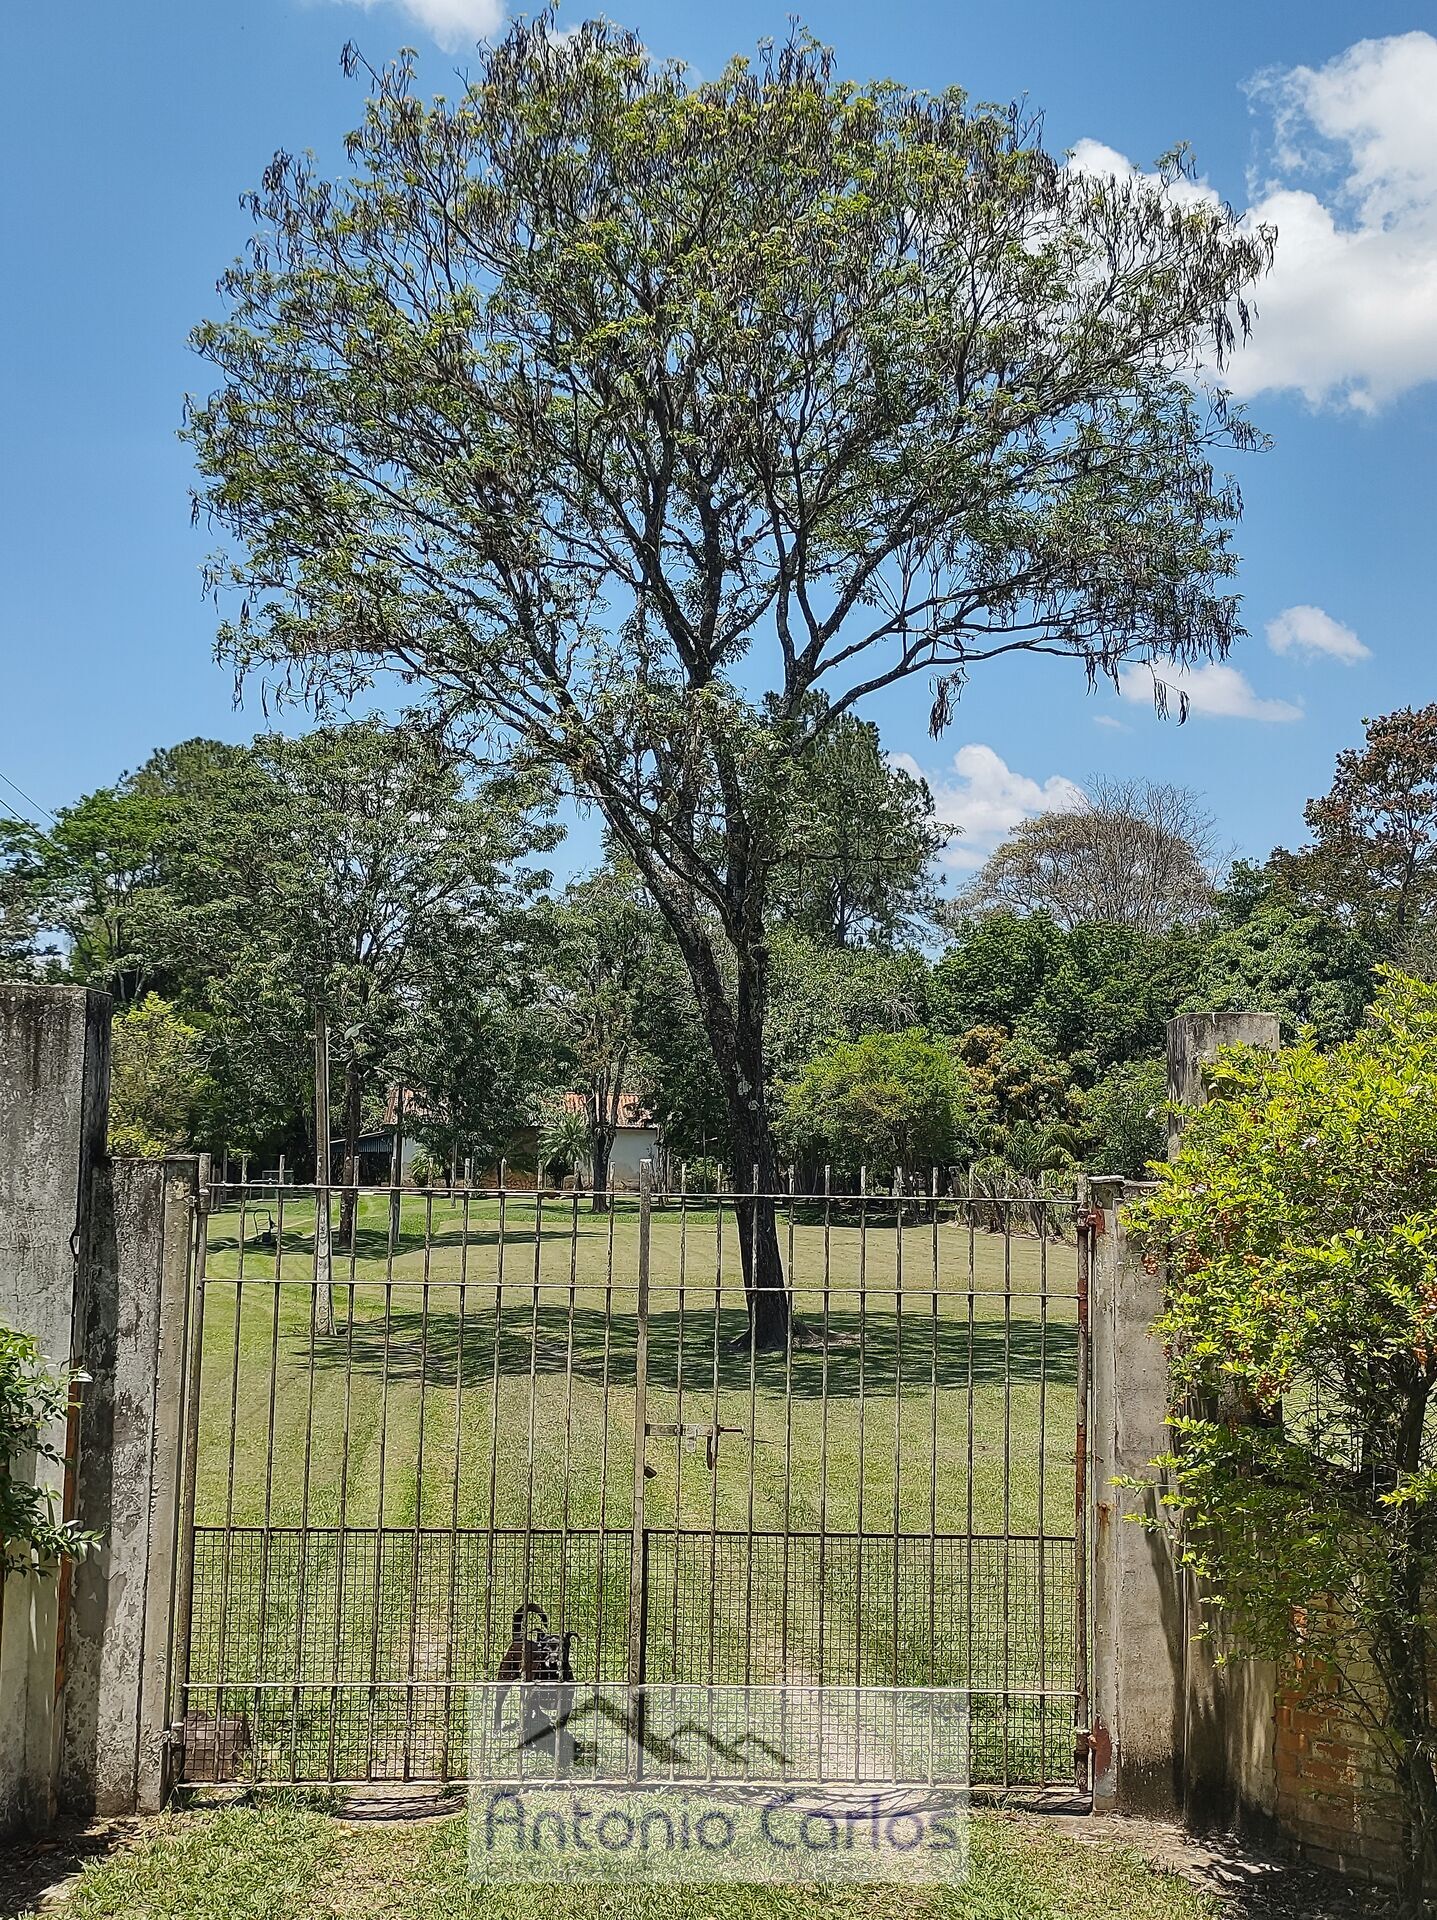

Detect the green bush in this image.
[776,1028,974,1184]
[1,1327,96,1574]
[1129,972,1437,1914]
[1081,1056,1167,1178]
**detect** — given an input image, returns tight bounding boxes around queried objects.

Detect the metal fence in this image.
[171,1170,1090,1791]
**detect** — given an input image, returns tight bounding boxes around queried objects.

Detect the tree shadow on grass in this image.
[300,1301,1077,1399]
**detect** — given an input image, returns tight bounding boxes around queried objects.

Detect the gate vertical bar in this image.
[627,1162,652,1769]
[168,1156,210,1765]
[1074,1189,1092,1794]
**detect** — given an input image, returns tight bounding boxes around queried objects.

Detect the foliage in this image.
[397,919,557,1174]
[1128,974,1437,1913]
[107,993,212,1156]
[0,1326,96,1574]
[766,929,932,1085]
[769,712,947,945]
[187,16,1271,1339]
[957,780,1221,933]
[538,864,661,1204]
[1274,703,1437,953]
[537,1103,589,1180]
[1080,1055,1167,1177]
[932,911,1201,1073]
[0,741,244,1003]
[1182,887,1373,1047]
[775,1028,975,1183]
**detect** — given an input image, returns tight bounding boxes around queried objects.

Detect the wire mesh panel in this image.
[174,1173,1088,1790]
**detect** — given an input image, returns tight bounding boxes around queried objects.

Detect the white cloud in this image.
[321,0,505,52]
[892,744,1085,871]
[1117,661,1301,724]
[1266,604,1369,664]
[1093,713,1129,731]
[1071,33,1437,411]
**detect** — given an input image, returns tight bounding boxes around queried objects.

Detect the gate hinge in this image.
[164,1722,187,1753]
[1083,1205,1106,1236]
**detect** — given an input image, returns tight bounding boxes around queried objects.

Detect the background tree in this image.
[776,1029,974,1185]
[932,909,1200,1072]
[108,993,213,1157]
[0,741,245,1005]
[1181,877,1373,1047]
[958,779,1222,932]
[188,20,1271,1342]
[1273,703,1437,954]
[1130,976,1437,1917]
[397,917,557,1177]
[769,712,947,945]
[1080,1055,1166,1178]
[539,866,661,1208]
[175,723,553,1241]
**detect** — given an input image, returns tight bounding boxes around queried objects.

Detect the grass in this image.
[181,1192,1081,1787]
[23,1795,1228,1920]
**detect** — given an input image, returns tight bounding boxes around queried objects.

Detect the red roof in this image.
[561,1090,651,1128]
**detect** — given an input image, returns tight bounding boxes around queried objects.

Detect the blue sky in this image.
[2,1,1434,890]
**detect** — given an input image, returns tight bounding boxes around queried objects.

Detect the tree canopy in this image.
[186,17,1272,1340]
[1273,703,1437,955]
[956,779,1220,932]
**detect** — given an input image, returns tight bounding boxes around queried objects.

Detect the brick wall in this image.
[1273,1646,1407,1882]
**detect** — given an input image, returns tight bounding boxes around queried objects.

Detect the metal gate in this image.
[170,1170,1090,1791]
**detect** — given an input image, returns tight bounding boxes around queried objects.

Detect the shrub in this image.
[1,1327,96,1574]
[776,1028,974,1184]
[1129,972,1437,1916]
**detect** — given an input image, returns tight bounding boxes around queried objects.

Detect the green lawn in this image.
[22,1796,1226,1920]
[181,1193,1080,1787]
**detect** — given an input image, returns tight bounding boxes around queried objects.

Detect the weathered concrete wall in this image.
[1089,1174,1186,1815]
[61,1158,195,1816]
[0,983,110,1836]
[1166,1011,1281,1836]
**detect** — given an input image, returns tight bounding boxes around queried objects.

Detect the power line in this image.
[0,790,37,830]
[0,770,57,825]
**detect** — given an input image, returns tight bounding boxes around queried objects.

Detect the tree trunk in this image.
[338,1058,362,1250]
[589,1118,612,1213]
[727,972,790,1353]
[1374,1609,1437,1919]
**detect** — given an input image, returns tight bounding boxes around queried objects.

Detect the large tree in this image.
[187,19,1271,1342]
[0,740,246,1005]
[956,779,1221,932]
[1273,704,1437,955]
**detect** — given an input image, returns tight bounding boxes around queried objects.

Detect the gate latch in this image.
[645,1421,745,1469]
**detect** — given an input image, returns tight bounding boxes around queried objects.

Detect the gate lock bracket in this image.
[645,1421,745,1469]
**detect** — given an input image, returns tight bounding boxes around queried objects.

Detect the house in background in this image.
[343,1086,661,1190]
[559,1090,660,1189]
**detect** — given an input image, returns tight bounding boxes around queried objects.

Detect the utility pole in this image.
[314,1009,334,1334]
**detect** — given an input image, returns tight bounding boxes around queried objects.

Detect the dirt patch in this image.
[1000,1806,1398,1918]
[0,1819,139,1919]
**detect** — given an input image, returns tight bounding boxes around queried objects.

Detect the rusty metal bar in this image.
[1075,1195,1093,1795]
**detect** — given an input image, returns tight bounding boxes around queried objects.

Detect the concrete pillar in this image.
[0,983,111,1836]
[1166,1011,1281,1835]
[1088,1174,1186,1815]
[60,1158,197,1815]
[1166,1011,1281,1159]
